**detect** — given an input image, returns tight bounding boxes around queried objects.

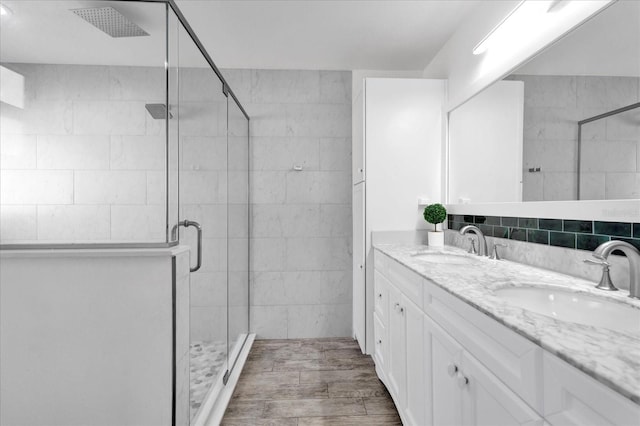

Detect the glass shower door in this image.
[174,24,229,422]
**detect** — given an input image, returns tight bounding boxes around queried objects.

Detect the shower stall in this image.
[0,1,250,424]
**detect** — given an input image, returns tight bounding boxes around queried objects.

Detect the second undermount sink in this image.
[495,286,640,334]
[411,251,478,265]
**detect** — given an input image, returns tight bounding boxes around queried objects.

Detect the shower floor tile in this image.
[190,340,227,420]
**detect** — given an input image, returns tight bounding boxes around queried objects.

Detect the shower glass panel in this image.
[227,96,250,369]
[171,19,229,422]
[0,1,174,246]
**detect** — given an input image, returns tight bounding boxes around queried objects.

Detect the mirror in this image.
[448,0,640,204]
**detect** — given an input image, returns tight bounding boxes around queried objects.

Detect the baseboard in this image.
[201,333,255,426]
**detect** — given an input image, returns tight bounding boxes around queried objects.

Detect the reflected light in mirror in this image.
[475,0,612,77]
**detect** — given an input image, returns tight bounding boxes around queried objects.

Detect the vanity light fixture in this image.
[0,3,12,17]
[472,0,566,56]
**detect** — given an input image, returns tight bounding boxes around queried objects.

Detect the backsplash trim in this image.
[448,214,640,252]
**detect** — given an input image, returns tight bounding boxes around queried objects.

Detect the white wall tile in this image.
[0,134,36,169]
[228,237,249,272]
[180,204,227,239]
[37,205,110,241]
[523,107,578,141]
[543,172,576,201]
[250,272,286,306]
[251,204,320,238]
[228,204,249,238]
[220,69,251,106]
[179,171,226,204]
[177,102,224,137]
[109,66,165,101]
[581,140,636,172]
[250,171,286,204]
[605,173,640,199]
[320,204,351,237]
[250,238,285,271]
[517,75,576,108]
[74,171,147,204]
[110,135,165,170]
[37,135,110,170]
[286,104,351,138]
[246,103,288,137]
[285,237,351,271]
[110,205,165,242]
[286,171,350,204]
[190,307,227,342]
[26,64,110,101]
[28,101,74,135]
[146,171,166,205]
[251,70,320,104]
[287,304,351,338]
[198,238,228,273]
[179,68,224,102]
[523,139,575,172]
[252,137,319,171]
[73,101,146,135]
[282,271,351,305]
[181,136,227,171]
[250,306,288,339]
[579,173,606,200]
[319,71,351,104]
[190,272,227,307]
[319,138,351,171]
[0,170,73,205]
[0,206,37,241]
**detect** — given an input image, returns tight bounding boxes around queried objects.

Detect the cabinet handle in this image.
[399,306,404,314]
[377,339,382,344]
[394,303,400,311]
[378,293,382,298]
[457,373,469,388]
[447,363,458,377]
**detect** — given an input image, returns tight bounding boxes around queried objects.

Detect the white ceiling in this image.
[0,0,481,71]
[174,0,481,71]
[515,0,640,77]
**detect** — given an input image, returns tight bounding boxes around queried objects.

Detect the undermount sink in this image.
[411,251,477,265]
[495,286,640,334]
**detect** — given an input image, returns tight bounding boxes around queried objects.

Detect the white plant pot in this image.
[428,231,444,247]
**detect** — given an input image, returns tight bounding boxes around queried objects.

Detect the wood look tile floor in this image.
[221,338,402,425]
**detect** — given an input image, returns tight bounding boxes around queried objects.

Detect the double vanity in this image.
[372,242,640,425]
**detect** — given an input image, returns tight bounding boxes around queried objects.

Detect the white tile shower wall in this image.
[221,69,353,339]
[508,75,640,201]
[0,63,167,243]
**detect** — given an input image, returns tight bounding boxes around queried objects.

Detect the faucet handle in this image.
[467,238,477,255]
[490,243,507,260]
[583,258,618,291]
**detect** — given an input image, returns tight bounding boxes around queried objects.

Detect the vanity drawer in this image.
[374,270,389,325]
[424,280,544,413]
[385,257,424,310]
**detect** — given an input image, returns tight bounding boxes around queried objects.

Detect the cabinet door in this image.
[427,316,463,426]
[352,182,366,353]
[461,351,543,426]
[387,285,406,405]
[404,295,427,426]
[543,352,640,426]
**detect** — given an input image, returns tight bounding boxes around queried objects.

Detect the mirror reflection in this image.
[448,0,640,203]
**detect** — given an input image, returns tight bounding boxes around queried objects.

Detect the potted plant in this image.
[423,203,447,247]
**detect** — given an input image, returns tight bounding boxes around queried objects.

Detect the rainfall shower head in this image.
[71,7,149,38]
[145,103,172,120]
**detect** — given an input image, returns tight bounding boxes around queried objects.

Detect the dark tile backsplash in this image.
[448,214,640,252]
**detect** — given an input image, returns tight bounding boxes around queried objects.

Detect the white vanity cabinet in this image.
[373,249,639,426]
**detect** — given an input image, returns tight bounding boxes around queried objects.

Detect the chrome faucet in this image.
[459,225,488,256]
[590,240,640,299]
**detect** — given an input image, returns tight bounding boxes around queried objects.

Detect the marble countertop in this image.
[374,243,640,404]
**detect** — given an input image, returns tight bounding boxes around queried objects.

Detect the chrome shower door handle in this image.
[178,220,203,272]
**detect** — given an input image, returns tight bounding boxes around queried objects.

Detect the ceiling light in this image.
[0,4,12,17]
[473,0,558,55]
